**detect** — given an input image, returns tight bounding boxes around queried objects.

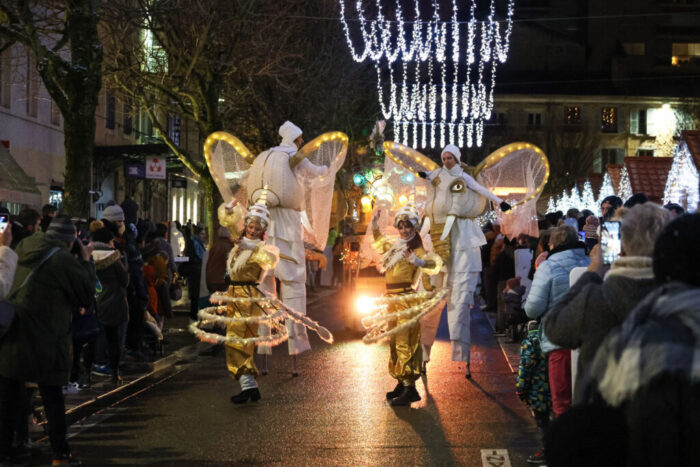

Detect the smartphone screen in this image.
[601,221,621,265]
[0,215,8,233]
[578,231,586,242]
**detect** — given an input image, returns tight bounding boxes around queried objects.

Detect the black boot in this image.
[390,385,421,406]
[385,382,402,400]
[230,388,261,404]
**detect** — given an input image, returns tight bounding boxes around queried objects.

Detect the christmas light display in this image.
[598,172,615,204]
[339,0,515,148]
[569,185,582,210]
[546,196,556,214]
[556,189,570,213]
[618,166,633,203]
[581,180,598,215]
[664,142,699,212]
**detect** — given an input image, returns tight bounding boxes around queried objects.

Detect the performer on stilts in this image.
[247,121,328,375]
[418,144,511,378]
[367,203,442,406]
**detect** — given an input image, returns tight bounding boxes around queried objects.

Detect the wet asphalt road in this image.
[48,291,540,466]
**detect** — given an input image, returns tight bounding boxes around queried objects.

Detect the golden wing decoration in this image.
[203,131,255,204]
[382,141,439,175]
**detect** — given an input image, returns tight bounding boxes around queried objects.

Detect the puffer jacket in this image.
[524,243,590,353]
[92,242,129,326]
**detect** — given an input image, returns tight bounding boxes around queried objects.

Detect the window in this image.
[565,106,581,124]
[630,109,647,135]
[50,99,61,126]
[123,100,133,135]
[527,112,542,127]
[25,51,38,118]
[594,148,624,173]
[167,114,180,145]
[486,112,505,126]
[601,107,618,133]
[636,148,654,157]
[0,50,10,108]
[106,93,115,130]
[671,43,700,66]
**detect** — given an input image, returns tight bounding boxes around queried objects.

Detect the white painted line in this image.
[481,449,512,467]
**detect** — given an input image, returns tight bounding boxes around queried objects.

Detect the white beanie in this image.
[441,144,461,163]
[393,202,421,228]
[279,121,303,146]
[102,204,125,222]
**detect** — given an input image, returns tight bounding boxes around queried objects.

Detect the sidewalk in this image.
[483,310,521,374]
[43,286,337,427]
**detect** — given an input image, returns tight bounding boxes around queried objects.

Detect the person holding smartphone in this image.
[543,203,672,401]
[0,217,95,465]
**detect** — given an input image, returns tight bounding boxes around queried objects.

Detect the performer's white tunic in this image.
[424,165,502,362]
[250,142,326,355]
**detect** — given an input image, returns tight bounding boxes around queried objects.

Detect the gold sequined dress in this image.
[373,230,437,385]
[224,238,279,378]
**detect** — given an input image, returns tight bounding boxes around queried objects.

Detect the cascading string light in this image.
[343,0,515,149]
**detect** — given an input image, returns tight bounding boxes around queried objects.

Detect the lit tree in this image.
[664,142,699,212]
[581,180,598,214]
[546,196,556,214]
[556,190,569,213]
[569,185,582,210]
[598,172,615,204]
[618,166,633,203]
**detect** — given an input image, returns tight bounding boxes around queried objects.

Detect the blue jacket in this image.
[524,246,590,353]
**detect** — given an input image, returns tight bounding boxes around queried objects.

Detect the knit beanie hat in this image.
[46,216,76,244]
[279,121,303,146]
[102,205,125,222]
[91,227,114,244]
[441,144,461,163]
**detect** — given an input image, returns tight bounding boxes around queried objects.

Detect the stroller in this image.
[503,277,528,343]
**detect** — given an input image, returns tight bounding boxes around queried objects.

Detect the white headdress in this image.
[393,200,421,228]
[441,144,461,163]
[279,121,303,146]
[245,186,271,229]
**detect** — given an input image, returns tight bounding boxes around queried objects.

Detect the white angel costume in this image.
[422,144,504,364]
[247,121,327,356]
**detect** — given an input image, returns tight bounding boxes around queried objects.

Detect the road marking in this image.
[481,449,512,467]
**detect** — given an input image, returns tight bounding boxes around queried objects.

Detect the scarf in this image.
[604,256,654,280]
[228,237,261,276]
[584,281,700,407]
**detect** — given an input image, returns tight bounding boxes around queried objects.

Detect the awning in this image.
[0,145,42,207]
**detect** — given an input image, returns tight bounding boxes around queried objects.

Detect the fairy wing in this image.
[293,132,348,251]
[474,142,550,238]
[359,142,434,268]
[203,131,255,206]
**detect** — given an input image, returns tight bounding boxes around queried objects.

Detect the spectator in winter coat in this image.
[600,195,623,221]
[582,215,599,251]
[0,226,17,298]
[524,226,589,417]
[0,218,94,465]
[580,213,700,466]
[516,321,552,464]
[40,204,57,233]
[543,203,672,400]
[206,226,234,293]
[91,227,129,385]
[10,208,41,249]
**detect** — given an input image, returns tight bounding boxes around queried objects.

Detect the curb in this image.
[63,342,199,425]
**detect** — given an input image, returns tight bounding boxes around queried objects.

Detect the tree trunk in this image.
[62,114,97,217]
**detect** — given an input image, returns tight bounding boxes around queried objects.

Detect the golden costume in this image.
[224,239,279,379]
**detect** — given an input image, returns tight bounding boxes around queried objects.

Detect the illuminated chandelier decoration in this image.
[339,0,515,148]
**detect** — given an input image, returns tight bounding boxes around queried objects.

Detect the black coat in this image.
[92,243,129,326]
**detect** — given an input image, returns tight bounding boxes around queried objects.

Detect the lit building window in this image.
[671,43,700,66]
[601,107,618,133]
[565,106,581,124]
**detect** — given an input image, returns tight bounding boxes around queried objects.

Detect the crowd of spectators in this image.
[483,194,700,466]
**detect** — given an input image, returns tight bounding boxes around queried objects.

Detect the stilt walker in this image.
[363,204,444,406]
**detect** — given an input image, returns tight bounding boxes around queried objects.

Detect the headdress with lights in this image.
[394,200,421,228]
[245,186,271,229]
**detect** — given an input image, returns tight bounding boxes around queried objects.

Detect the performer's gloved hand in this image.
[500,201,512,212]
[407,252,426,267]
[417,171,427,179]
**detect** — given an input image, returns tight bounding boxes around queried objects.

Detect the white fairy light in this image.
[618,166,633,203]
[343,0,515,149]
[598,173,615,204]
[664,141,699,212]
[546,196,556,214]
[581,180,598,215]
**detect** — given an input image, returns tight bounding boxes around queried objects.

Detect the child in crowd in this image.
[516,320,552,465]
[503,277,527,342]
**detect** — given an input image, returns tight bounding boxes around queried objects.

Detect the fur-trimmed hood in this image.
[91,242,121,270]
